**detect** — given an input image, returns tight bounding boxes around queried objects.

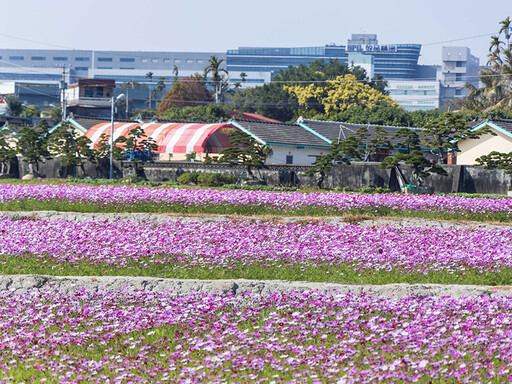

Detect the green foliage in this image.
[305,137,361,188]
[217,130,272,178]
[5,95,23,116]
[16,119,52,174]
[0,129,16,174]
[41,106,63,123]
[422,112,490,164]
[178,172,236,186]
[48,123,97,176]
[475,151,512,173]
[160,104,228,123]
[157,75,212,113]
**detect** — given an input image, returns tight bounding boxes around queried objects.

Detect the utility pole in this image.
[59,65,67,121]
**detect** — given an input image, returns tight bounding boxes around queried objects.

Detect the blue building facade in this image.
[227,34,422,81]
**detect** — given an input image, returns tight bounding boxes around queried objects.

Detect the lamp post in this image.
[110,94,125,179]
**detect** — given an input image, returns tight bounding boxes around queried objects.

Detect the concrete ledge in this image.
[0,275,510,298]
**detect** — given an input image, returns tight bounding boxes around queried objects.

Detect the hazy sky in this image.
[1,0,509,66]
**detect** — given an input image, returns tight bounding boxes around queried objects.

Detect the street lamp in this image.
[110,93,125,179]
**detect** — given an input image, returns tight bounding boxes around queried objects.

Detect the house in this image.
[456,119,512,165]
[297,117,435,162]
[228,120,330,165]
[64,79,115,119]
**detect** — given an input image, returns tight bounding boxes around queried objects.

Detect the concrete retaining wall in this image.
[12,158,512,194]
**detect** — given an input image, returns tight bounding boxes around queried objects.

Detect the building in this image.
[440,47,480,102]
[386,80,442,111]
[456,119,512,165]
[64,79,115,118]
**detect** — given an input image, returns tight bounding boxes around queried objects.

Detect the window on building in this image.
[197,59,204,64]
[120,58,135,62]
[455,73,463,81]
[186,59,193,63]
[163,58,170,63]
[455,89,463,96]
[152,59,158,63]
[31,56,46,61]
[120,67,135,70]
[75,57,90,62]
[141,58,149,63]
[97,67,112,69]
[286,155,293,165]
[456,61,464,67]
[53,57,68,61]
[174,59,181,63]
[97,57,113,62]
[74,67,88,71]
[9,56,24,60]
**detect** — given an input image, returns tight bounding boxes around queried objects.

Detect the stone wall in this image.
[13,158,512,194]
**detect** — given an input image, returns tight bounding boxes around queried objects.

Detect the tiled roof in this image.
[299,118,424,146]
[230,120,330,148]
[471,118,512,135]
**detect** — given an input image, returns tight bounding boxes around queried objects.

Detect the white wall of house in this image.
[457,128,512,165]
[267,145,327,165]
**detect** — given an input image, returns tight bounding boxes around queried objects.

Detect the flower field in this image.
[0,289,511,383]
[1,217,512,285]
[2,182,512,383]
[1,183,512,221]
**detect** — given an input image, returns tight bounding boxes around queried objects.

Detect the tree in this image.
[48,122,97,177]
[157,75,212,114]
[421,112,489,164]
[459,17,512,111]
[5,95,23,117]
[305,135,365,188]
[475,151,512,174]
[146,72,154,109]
[0,128,16,175]
[16,119,52,175]
[204,56,229,103]
[159,104,228,122]
[116,126,158,178]
[152,76,167,103]
[284,74,398,118]
[216,129,272,179]
[379,128,447,186]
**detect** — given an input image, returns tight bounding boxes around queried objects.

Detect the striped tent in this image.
[84,122,234,154]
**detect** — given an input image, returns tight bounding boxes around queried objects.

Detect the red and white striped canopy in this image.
[85,122,234,154]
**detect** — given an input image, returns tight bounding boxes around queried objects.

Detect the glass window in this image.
[75,67,88,71]
[163,58,170,63]
[31,56,46,61]
[197,59,204,64]
[120,58,135,62]
[174,59,181,63]
[9,56,24,60]
[97,57,113,62]
[75,57,90,61]
[141,58,149,63]
[152,59,158,63]
[53,57,68,61]
[186,59,193,63]
[286,155,293,165]
[456,61,464,67]
[97,67,112,69]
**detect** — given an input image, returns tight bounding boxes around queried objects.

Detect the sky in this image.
[1,0,509,66]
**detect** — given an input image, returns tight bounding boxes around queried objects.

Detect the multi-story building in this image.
[440,46,480,102]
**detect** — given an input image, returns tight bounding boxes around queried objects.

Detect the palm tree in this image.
[204,56,228,103]
[499,17,511,48]
[146,72,154,109]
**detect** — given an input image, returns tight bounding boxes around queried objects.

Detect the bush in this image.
[178,172,236,187]
[196,173,236,187]
[177,172,200,185]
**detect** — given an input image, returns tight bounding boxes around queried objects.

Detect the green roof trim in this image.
[227,121,267,146]
[296,122,332,144]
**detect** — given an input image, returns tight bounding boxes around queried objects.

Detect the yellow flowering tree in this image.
[284,74,398,117]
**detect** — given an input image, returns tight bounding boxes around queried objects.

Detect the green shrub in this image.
[196,173,236,187]
[177,172,200,185]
